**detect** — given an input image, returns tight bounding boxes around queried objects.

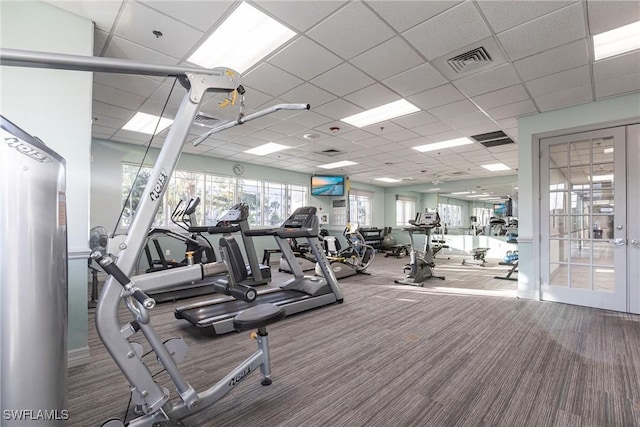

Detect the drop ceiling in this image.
[44,0,640,198]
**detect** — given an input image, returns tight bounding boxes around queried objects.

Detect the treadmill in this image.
[174,206,344,336]
[147,203,271,303]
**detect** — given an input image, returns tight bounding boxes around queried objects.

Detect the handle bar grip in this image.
[90,251,156,309]
[132,289,156,309]
[90,251,130,286]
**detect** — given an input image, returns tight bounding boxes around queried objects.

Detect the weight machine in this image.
[0,47,310,426]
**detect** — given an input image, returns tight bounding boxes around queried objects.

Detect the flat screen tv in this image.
[311,175,345,196]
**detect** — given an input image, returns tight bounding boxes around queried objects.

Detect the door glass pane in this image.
[592,240,614,266]
[549,239,569,263]
[571,239,591,264]
[569,140,591,166]
[549,215,569,238]
[549,143,568,167]
[592,137,614,164]
[571,215,590,239]
[593,267,615,292]
[550,263,568,286]
[570,265,591,289]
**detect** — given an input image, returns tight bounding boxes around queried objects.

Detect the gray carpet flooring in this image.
[68,254,640,426]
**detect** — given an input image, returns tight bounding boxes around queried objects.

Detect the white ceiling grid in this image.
[40,0,640,197]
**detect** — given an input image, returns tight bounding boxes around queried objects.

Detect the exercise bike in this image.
[394,211,445,286]
[315,224,375,279]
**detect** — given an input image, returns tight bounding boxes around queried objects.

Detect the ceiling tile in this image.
[105,36,181,64]
[525,65,591,97]
[408,84,466,110]
[94,73,162,98]
[477,0,575,33]
[92,100,135,121]
[44,0,123,32]
[587,0,640,35]
[403,1,491,60]
[595,73,640,99]
[280,83,336,109]
[382,62,448,97]
[311,62,376,97]
[412,121,454,137]
[306,2,395,60]
[93,82,146,110]
[593,51,640,82]
[443,111,496,130]
[392,111,438,129]
[350,37,424,80]
[285,110,333,130]
[472,84,530,110]
[498,2,586,61]
[534,84,593,112]
[485,99,538,121]
[453,63,521,97]
[513,39,589,82]
[140,0,233,33]
[268,37,343,81]
[344,84,399,109]
[312,98,362,121]
[367,0,461,33]
[242,62,303,97]
[255,1,347,32]
[113,1,204,60]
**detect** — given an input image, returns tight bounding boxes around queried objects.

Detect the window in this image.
[437,203,462,227]
[472,207,492,226]
[121,164,308,228]
[349,189,373,226]
[396,196,416,226]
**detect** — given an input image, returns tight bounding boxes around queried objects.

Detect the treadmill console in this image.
[216,203,249,223]
[412,211,440,228]
[282,206,317,229]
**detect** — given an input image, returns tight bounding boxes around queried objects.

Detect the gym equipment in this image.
[395,211,445,286]
[145,203,272,303]
[381,226,397,250]
[431,227,450,259]
[143,197,215,273]
[2,46,310,427]
[175,206,344,336]
[316,224,375,279]
[1,116,68,423]
[495,250,518,281]
[89,225,110,308]
[278,236,317,273]
[462,248,490,267]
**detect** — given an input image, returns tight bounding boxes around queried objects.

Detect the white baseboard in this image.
[68,346,90,368]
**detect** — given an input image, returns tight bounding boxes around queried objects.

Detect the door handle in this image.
[632,239,640,246]
[609,238,626,246]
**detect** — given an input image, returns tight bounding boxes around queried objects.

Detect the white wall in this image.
[0,1,93,365]
[518,92,640,300]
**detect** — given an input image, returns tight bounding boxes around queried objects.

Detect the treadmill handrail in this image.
[206,224,241,234]
[244,228,279,237]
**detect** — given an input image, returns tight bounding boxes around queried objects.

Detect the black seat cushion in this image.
[233,303,286,331]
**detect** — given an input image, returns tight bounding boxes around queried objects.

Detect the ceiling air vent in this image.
[193,112,219,128]
[470,131,515,148]
[447,47,491,74]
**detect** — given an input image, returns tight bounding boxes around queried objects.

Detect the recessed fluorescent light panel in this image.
[482,163,511,172]
[604,147,614,154]
[593,20,640,61]
[412,137,473,152]
[188,2,295,73]
[375,177,401,183]
[244,142,290,156]
[341,99,419,128]
[592,174,614,182]
[122,112,173,135]
[318,160,358,169]
[451,191,471,195]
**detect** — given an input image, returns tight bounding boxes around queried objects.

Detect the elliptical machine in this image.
[394,211,445,286]
[315,224,375,279]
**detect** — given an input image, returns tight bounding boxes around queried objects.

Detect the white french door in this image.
[539,125,637,312]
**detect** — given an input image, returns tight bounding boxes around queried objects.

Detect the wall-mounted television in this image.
[311,175,345,196]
